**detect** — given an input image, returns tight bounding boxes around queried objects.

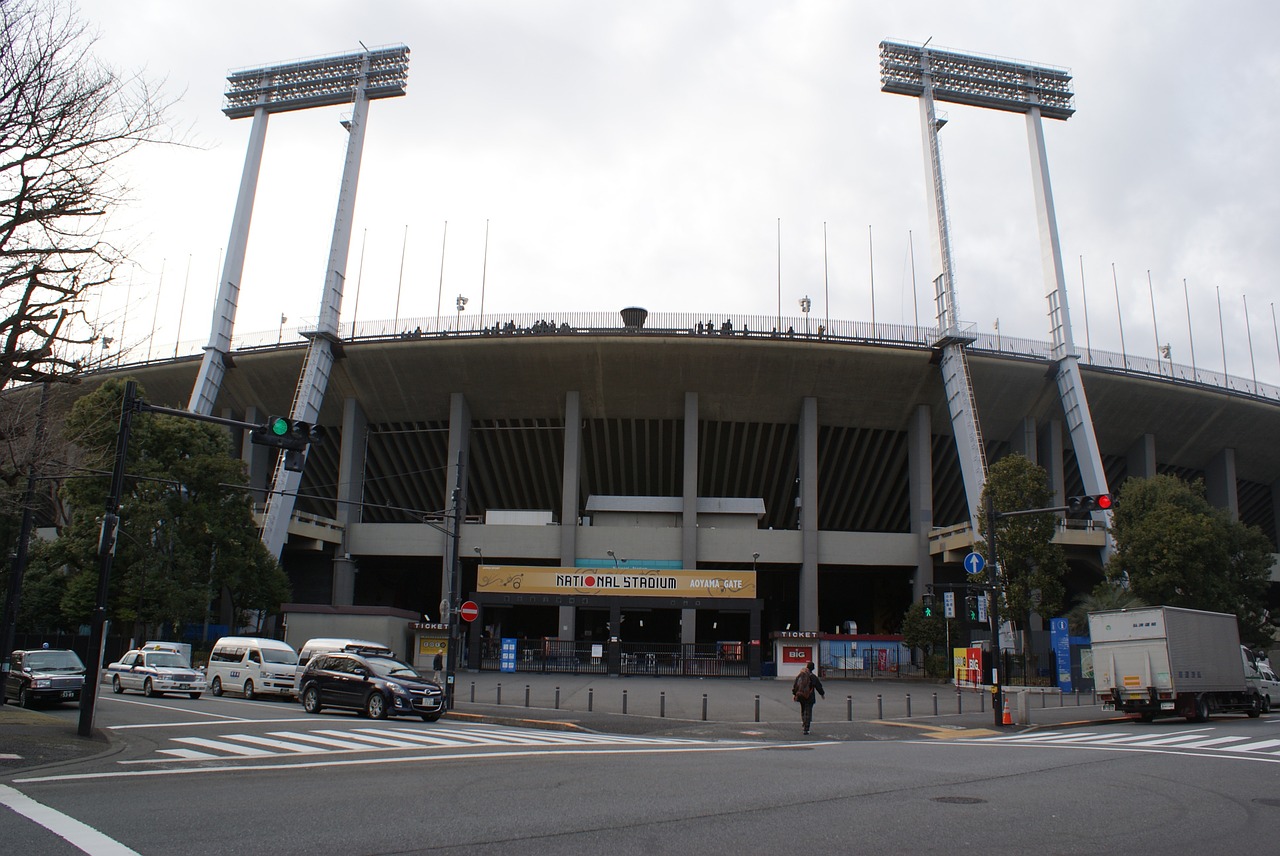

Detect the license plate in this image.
[61,690,76,699]
[1101,702,1115,711]
[175,684,189,690]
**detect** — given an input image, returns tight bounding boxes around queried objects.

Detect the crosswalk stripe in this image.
[1175,736,1253,749]
[311,729,422,749]
[1221,738,1280,753]
[170,737,274,756]
[265,730,384,750]
[222,734,328,753]
[156,748,218,760]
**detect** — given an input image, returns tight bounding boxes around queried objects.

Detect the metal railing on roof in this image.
[106,310,1280,404]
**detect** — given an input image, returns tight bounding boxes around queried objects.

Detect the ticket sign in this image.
[500,638,518,673]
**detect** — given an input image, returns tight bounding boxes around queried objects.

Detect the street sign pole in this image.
[986,491,1004,728]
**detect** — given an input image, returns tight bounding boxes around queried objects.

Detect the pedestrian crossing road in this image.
[120,722,719,765]
[946,724,1280,763]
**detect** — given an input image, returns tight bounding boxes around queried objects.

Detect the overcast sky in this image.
[81,1,1280,386]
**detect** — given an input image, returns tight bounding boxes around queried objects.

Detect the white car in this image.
[107,648,207,699]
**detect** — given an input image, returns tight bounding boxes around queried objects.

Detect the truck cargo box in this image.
[1090,606,1248,696]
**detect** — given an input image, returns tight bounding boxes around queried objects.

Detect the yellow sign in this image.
[477,565,757,599]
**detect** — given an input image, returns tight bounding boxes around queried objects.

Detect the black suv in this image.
[3,648,86,708]
[299,649,444,722]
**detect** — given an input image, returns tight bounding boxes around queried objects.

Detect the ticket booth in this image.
[410,621,450,673]
[772,631,820,680]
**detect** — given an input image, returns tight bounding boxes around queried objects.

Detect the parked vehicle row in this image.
[5,635,444,722]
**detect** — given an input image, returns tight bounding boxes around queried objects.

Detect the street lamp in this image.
[607,550,625,568]
[752,551,760,573]
[455,294,468,332]
[799,295,812,336]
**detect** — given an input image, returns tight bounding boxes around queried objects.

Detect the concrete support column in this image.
[799,397,819,631]
[1038,418,1065,506]
[1205,447,1239,521]
[907,404,934,602]
[1127,433,1157,482]
[682,392,699,645]
[1008,416,1038,464]
[332,397,368,607]
[559,391,582,640]
[443,393,471,614]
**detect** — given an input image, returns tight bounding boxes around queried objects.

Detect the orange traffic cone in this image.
[1002,707,1013,726]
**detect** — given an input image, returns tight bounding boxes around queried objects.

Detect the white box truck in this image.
[1089,606,1266,722]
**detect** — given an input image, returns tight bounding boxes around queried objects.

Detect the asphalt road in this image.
[5,689,1280,854]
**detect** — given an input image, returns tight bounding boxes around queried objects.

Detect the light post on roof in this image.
[456,294,468,332]
[800,295,812,336]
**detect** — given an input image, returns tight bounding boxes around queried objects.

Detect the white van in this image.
[207,636,299,700]
[294,638,394,695]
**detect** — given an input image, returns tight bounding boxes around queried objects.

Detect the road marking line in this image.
[169,737,274,756]
[1222,738,1280,752]
[1176,736,1253,749]
[155,749,219,760]
[0,783,141,855]
[110,716,312,730]
[18,743,770,783]
[213,734,327,753]
[311,729,421,748]
[265,730,388,750]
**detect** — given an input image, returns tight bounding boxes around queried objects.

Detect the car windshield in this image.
[365,657,421,679]
[262,649,298,665]
[25,651,84,672]
[147,652,186,668]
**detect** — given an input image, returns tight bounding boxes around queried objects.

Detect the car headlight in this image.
[35,679,52,688]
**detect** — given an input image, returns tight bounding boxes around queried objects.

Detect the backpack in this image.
[793,669,813,701]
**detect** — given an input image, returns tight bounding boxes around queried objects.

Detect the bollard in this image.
[980,691,985,713]
[497,683,502,705]
[555,686,560,710]
[702,693,708,722]
[846,695,853,722]
[1076,690,1080,707]
[1059,691,1064,708]
[660,691,666,718]
[623,689,628,715]
[932,692,938,716]
[956,691,962,715]
[470,681,475,703]
[1041,692,1047,709]
[755,694,760,723]
[588,687,594,712]
[877,694,883,719]
[906,693,912,718]
[525,684,531,708]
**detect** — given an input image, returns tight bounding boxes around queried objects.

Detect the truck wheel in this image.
[1248,694,1263,718]
[1194,694,1211,723]
[1264,695,1273,714]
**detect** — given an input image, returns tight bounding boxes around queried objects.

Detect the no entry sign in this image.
[459,600,480,622]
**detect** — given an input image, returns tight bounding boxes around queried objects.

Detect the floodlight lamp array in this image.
[879,40,1074,120]
[224,44,410,119]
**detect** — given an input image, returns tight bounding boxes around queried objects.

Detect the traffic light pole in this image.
[985,490,1004,728]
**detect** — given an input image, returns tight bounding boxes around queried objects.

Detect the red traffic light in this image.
[1095,494,1112,510]
[1067,494,1112,513]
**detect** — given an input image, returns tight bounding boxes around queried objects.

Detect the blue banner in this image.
[500,638,518,673]
[1050,617,1072,693]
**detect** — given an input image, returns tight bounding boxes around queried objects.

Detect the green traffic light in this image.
[270,417,289,436]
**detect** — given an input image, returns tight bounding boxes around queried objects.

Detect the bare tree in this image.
[0,0,172,390]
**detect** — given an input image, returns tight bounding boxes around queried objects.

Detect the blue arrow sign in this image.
[964,551,986,575]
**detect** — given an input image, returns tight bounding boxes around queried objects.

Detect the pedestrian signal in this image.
[922,594,936,619]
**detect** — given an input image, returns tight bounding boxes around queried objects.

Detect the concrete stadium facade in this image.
[95,308,1280,661]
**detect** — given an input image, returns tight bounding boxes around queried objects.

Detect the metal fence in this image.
[476,638,751,678]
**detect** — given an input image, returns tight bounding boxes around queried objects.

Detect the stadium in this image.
[13,41,1280,680]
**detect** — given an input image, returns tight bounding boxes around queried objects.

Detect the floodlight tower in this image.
[193,46,410,559]
[879,41,1111,546]
[189,46,410,418]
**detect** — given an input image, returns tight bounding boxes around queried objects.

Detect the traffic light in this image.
[1067,494,1113,513]
[251,416,314,452]
[922,593,936,618]
[965,595,979,622]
